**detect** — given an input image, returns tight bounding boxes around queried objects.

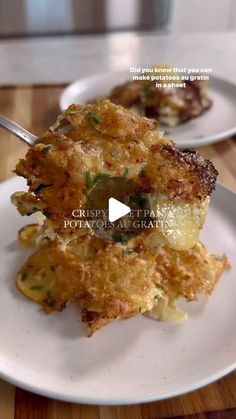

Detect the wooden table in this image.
[0,86,235,419]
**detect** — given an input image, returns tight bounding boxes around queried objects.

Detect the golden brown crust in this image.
[154,242,230,301]
[16,242,85,313]
[11,101,224,336]
[110,81,143,108]
[147,144,218,200]
[13,101,217,238]
[63,100,158,141]
[14,224,229,336]
[77,242,161,318]
[72,235,229,336]
[81,309,112,337]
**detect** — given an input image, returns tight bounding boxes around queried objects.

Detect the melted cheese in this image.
[150,196,209,250]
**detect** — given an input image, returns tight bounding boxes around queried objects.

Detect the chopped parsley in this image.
[94,173,110,182]
[86,112,101,124]
[65,108,83,115]
[85,191,96,207]
[30,285,44,290]
[122,167,129,177]
[41,145,52,154]
[85,171,110,188]
[34,183,52,194]
[21,271,28,282]
[123,248,134,256]
[85,171,94,188]
[109,150,116,159]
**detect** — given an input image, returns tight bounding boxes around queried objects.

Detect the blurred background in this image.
[0,0,236,37]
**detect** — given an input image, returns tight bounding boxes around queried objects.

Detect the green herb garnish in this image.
[109,150,116,159]
[123,248,134,256]
[86,112,101,124]
[21,271,28,282]
[85,172,110,188]
[30,285,44,290]
[85,192,96,206]
[34,183,52,194]
[85,171,94,188]
[122,167,129,177]
[65,108,83,115]
[41,145,52,154]
[94,173,110,182]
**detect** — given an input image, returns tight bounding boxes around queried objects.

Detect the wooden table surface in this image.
[0,85,235,419]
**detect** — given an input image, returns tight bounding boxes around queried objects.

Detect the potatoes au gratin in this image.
[11,100,229,336]
[109,66,212,127]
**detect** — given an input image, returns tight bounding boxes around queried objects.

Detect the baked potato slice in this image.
[17,242,85,313]
[18,223,41,248]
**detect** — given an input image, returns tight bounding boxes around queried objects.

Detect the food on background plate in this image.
[11,100,229,336]
[109,65,212,127]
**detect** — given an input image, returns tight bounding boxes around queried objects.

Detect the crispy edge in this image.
[150,144,218,200]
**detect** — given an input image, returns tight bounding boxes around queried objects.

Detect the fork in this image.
[0,114,38,146]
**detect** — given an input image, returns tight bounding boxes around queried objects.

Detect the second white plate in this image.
[60,71,236,149]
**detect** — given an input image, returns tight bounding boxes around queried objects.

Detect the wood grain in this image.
[0,86,235,419]
[0,380,15,419]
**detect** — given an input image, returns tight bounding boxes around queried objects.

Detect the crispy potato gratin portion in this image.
[11,100,229,336]
[109,78,212,127]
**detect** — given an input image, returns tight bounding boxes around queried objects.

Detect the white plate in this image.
[60,71,236,149]
[0,177,235,405]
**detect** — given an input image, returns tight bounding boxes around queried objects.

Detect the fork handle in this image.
[0,114,38,146]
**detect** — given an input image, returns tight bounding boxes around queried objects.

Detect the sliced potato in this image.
[18,224,41,248]
[17,242,85,313]
[151,197,209,250]
[148,299,188,323]
[11,191,45,216]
